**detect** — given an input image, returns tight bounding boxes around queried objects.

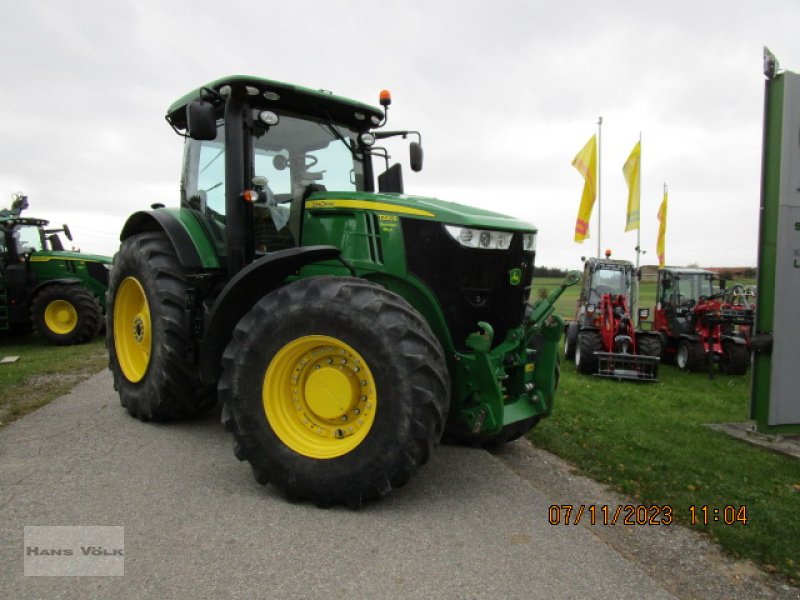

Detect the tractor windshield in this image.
[15,225,44,253]
[252,114,364,199]
[183,113,365,256]
[676,274,717,302]
[589,267,630,304]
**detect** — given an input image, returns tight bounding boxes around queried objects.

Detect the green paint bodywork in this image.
[27,253,110,309]
[137,77,576,439]
[751,72,800,433]
[294,193,572,437]
[145,186,573,436]
[0,217,112,329]
[751,75,782,431]
[164,207,221,269]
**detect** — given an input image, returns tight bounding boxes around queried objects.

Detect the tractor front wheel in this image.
[31,284,102,345]
[576,330,601,375]
[219,276,450,508]
[720,342,749,375]
[676,340,705,372]
[106,231,216,420]
[636,334,662,358]
[564,322,579,361]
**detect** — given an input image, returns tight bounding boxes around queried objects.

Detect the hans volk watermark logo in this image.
[24,526,124,576]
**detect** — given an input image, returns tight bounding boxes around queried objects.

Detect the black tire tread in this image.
[564,322,579,361]
[636,335,662,358]
[219,276,450,508]
[678,340,706,372]
[577,330,602,375]
[720,342,749,375]
[106,231,216,421]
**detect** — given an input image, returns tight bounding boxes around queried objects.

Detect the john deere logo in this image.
[509,268,522,286]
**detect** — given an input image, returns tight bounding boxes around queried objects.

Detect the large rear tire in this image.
[106,231,216,420]
[219,276,450,508]
[576,330,602,375]
[31,284,102,345]
[720,342,749,375]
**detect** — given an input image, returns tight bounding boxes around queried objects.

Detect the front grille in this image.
[402,219,534,351]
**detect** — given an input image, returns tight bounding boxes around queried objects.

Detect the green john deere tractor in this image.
[107,76,578,507]
[0,193,110,344]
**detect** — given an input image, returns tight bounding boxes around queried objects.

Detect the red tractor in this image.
[651,268,753,374]
[565,256,660,381]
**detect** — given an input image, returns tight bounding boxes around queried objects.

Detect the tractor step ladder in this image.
[0,268,9,331]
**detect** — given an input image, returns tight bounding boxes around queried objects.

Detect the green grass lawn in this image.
[529,358,800,583]
[0,331,107,426]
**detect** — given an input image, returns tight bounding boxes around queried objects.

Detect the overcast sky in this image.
[2,0,798,268]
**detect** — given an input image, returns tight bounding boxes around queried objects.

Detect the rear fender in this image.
[198,245,343,384]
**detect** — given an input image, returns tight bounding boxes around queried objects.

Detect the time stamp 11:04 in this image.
[547,504,749,526]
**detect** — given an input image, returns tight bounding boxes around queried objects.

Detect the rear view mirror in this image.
[186,99,217,141]
[62,224,73,241]
[410,142,423,172]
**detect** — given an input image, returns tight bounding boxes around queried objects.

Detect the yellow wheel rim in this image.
[263,335,377,459]
[113,277,152,383]
[44,299,78,335]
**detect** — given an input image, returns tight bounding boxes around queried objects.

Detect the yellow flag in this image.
[571,135,597,242]
[657,187,668,268]
[623,141,641,231]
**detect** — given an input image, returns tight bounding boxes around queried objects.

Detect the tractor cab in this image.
[166,76,423,275]
[575,256,636,326]
[655,268,722,335]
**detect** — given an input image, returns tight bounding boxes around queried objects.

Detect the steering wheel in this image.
[304,154,318,168]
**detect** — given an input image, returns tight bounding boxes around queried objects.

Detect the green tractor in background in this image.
[107,76,578,507]
[0,193,111,344]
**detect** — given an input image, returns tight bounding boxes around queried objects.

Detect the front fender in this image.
[198,245,342,384]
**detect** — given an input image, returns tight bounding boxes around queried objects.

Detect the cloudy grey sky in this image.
[1,0,798,268]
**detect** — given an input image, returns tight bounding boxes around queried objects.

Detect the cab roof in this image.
[0,216,48,227]
[662,267,715,276]
[166,75,385,132]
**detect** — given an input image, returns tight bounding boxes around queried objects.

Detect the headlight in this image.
[522,233,536,252]
[444,225,512,250]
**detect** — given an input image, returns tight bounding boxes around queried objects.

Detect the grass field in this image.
[0,332,107,426]
[529,353,799,584]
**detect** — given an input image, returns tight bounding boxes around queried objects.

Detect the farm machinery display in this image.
[653,267,753,374]
[106,75,578,507]
[564,254,660,381]
[0,193,110,344]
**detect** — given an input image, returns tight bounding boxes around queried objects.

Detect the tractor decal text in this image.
[305,199,434,218]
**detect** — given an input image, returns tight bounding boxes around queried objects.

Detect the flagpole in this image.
[635,131,642,270]
[597,116,603,258]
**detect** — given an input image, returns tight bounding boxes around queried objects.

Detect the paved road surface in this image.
[0,371,789,599]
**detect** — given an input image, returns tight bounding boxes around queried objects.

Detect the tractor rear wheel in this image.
[106,231,216,421]
[31,284,102,345]
[564,322,579,361]
[720,342,749,375]
[676,340,705,372]
[576,330,602,375]
[219,276,450,508]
